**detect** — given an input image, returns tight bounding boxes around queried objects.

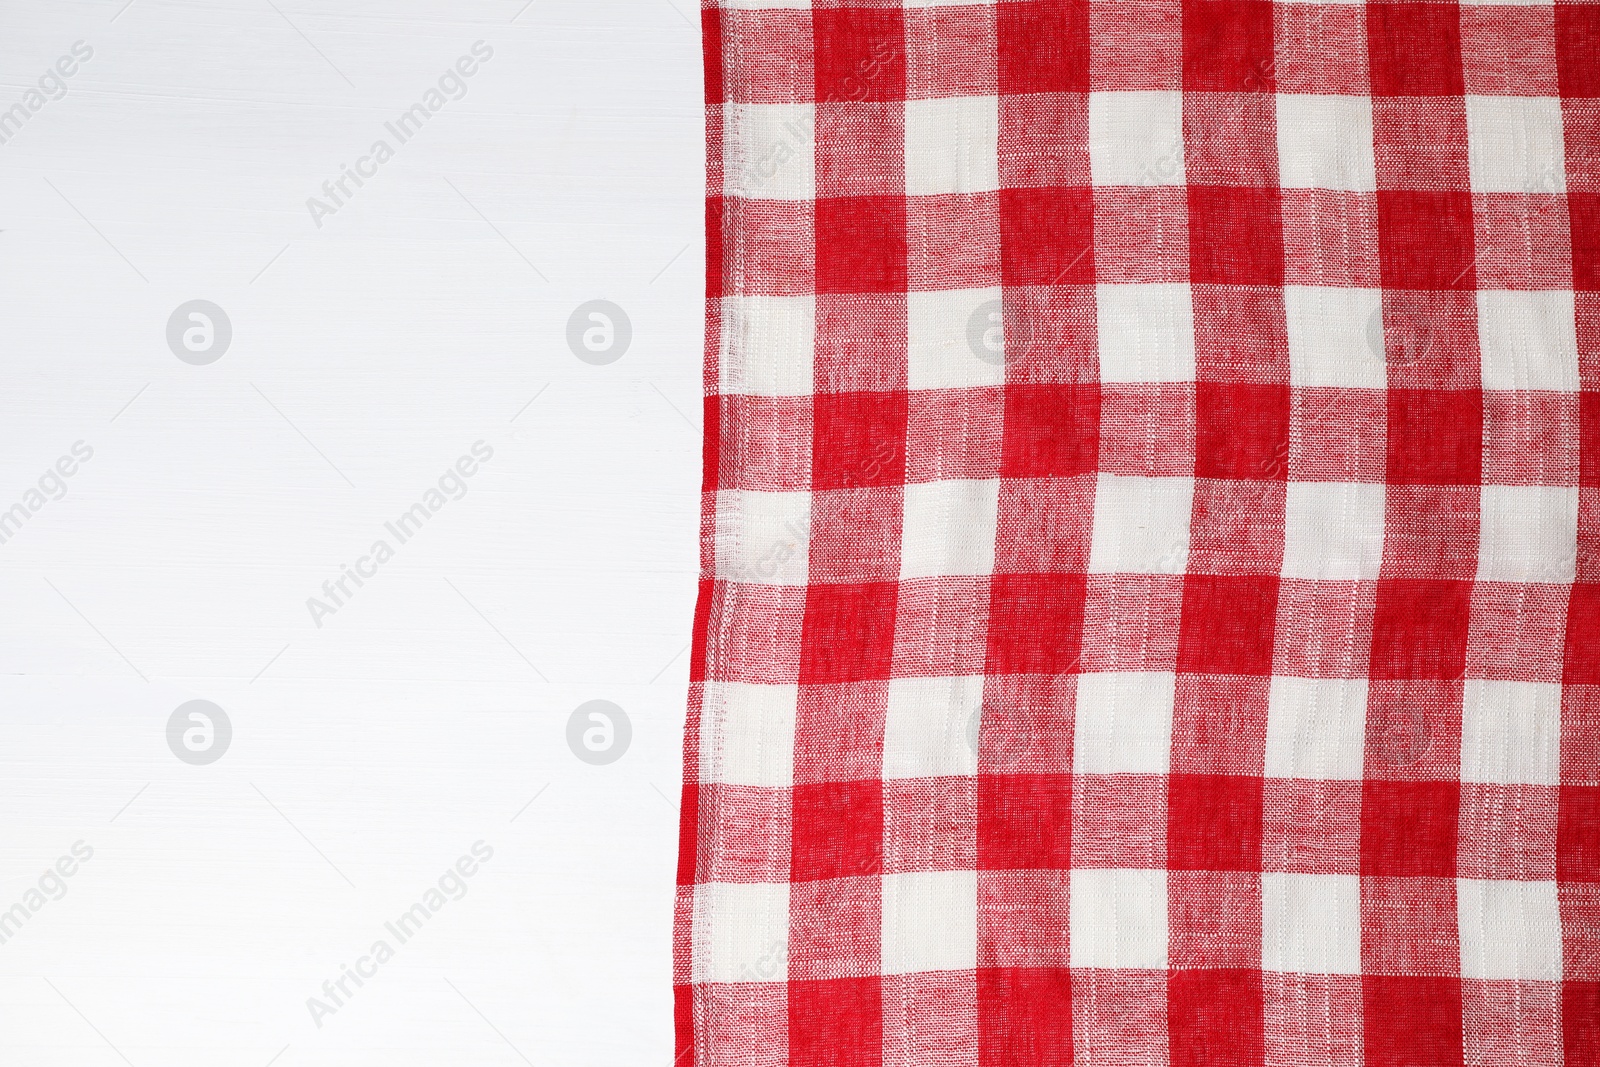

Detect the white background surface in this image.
[0,0,702,1062]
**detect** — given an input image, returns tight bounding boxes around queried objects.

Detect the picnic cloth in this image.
[677,3,1600,1064]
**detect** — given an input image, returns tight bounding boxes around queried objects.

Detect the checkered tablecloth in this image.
[676,2,1600,1064]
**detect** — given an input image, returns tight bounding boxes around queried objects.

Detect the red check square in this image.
[799,582,899,685]
[813,9,904,104]
[1181,0,1275,93]
[1557,6,1600,100]
[1385,389,1483,487]
[1370,578,1474,681]
[1563,983,1600,1067]
[790,977,882,1067]
[999,187,1096,287]
[1188,186,1285,287]
[978,968,1074,1066]
[1360,780,1461,878]
[1169,774,1265,872]
[812,391,907,491]
[1195,382,1291,482]
[979,773,1074,870]
[1363,977,1464,1067]
[1367,3,1465,98]
[1177,574,1281,676]
[998,0,1090,95]
[987,573,1088,676]
[998,383,1101,479]
[1170,969,1265,1067]
[1576,194,1600,293]
[792,781,883,882]
[1559,785,1600,883]
[1377,191,1477,292]
[815,197,907,294]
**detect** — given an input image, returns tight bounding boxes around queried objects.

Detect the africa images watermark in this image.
[0,40,94,148]
[306,40,495,228]
[305,840,495,1028]
[306,440,495,627]
[734,438,897,581]
[739,38,897,193]
[0,841,95,948]
[0,441,95,547]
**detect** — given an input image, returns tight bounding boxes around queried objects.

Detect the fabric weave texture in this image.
[678,2,1600,1064]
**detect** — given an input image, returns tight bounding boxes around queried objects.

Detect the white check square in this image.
[1096,284,1196,383]
[1285,286,1386,389]
[1070,869,1167,969]
[1478,290,1580,392]
[1282,482,1386,581]
[1466,95,1566,194]
[1265,677,1370,781]
[1074,672,1177,774]
[715,489,813,586]
[905,96,999,195]
[900,479,1000,579]
[1461,680,1562,786]
[720,295,816,397]
[1089,474,1195,575]
[725,102,816,200]
[693,882,791,983]
[1262,873,1362,975]
[908,288,1007,391]
[882,871,978,974]
[1458,879,1562,981]
[884,675,983,780]
[700,682,799,788]
[1477,485,1579,583]
[1276,95,1376,191]
[1089,91,1184,186]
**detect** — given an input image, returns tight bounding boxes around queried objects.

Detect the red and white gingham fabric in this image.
[676,2,1600,1064]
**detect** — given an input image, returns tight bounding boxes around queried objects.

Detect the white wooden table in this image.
[0,1,701,1062]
